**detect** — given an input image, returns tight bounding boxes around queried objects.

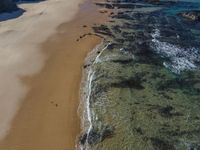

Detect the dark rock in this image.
[106,43,119,50]
[111,25,122,34]
[178,10,200,21]
[95,3,114,9]
[79,133,87,145]
[79,126,114,146]
[101,126,114,140]
[111,75,144,90]
[112,58,133,64]
[83,64,90,69]
[88,130,101,145]
[151,137,175,150]
[135,127,143,135]
[158,105,173,118]
[92,25,114,37]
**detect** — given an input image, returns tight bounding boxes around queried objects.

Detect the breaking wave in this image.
[151,29,200,73]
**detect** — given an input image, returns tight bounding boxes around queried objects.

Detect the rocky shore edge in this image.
[78,41,114,149]
[77,0,200,149]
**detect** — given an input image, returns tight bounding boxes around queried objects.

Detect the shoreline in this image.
[77,0,200,149]
[79,41,111,149]
[0,0,109,149]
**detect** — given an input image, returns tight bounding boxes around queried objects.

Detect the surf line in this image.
[84,42,111,149]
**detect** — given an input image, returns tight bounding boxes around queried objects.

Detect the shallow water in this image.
[81,0,200,149]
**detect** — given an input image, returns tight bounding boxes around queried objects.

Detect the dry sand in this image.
[0,0,108,149]
[0,0,83,140]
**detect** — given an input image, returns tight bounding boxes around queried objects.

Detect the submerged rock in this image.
[79,126,114,146]
[178,10,200,21]
[85,0,200,149]
[150,137,175,150]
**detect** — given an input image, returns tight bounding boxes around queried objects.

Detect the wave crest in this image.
[151,29,200,73]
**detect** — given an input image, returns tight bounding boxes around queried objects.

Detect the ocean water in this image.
[80,0,200,149]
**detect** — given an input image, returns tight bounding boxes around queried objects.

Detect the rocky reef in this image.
[80,0,200,149]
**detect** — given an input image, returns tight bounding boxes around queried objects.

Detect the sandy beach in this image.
[0,0,108,149]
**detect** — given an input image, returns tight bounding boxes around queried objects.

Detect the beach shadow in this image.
[0,8,25,22]
[0,0,46,22]
[15,0,46,5]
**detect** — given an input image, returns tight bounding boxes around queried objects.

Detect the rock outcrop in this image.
[0,0,17,13]
[178,10,200,21]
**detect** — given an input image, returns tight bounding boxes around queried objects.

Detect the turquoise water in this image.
[80,0,200,149]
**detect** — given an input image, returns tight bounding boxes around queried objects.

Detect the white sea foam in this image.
[83,43,111,148]
[151,29,200,73]
[94,42,111,63]
[85,70,94,149]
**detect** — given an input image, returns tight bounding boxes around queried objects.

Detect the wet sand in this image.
[0,0,109,150]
